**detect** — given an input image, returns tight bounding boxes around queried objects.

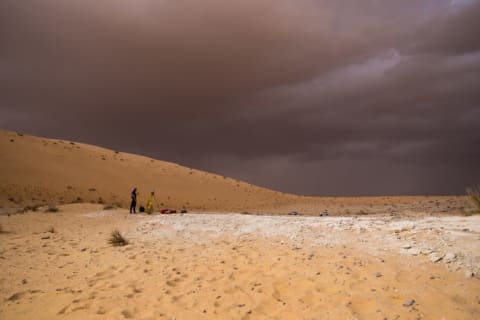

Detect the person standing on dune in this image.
[130,187,138,214]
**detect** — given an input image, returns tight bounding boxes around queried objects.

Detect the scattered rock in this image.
[421,249,433,255]
[464,270,475,278]
[375,272,383,278]
[406,248,421,256]
[41,236,50,240]
[319,210,329,216]
[429,253,444,263]
[401,244,412,249]
[443,253,456,264]
[288,211,299,216]
[403,299,415,307]
[400,248,421,256]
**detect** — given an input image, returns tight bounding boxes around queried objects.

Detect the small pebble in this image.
[403,299,415,307]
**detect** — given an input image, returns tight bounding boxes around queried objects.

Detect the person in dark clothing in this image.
[130,187,138,214]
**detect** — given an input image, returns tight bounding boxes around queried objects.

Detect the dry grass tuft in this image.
[466,186,480,211]
[22,204,42,212]
[72,197,83,203]
[109,230,128,246]
[45,206,59,213]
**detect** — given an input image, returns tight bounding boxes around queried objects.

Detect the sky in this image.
[1,0,479,196]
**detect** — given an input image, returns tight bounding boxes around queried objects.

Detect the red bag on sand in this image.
[161,209,177,214]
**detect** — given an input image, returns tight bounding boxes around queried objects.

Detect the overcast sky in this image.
[1,0,479,196]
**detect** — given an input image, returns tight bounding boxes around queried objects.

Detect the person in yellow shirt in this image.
[146,191,157,214]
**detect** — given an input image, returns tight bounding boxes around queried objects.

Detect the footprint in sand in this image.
[121,309,134,318]
[6,291,27,302]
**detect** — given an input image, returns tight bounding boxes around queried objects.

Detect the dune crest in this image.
[0,130,293,211]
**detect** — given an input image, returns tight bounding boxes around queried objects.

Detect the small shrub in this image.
[45,206,59,213]
[47,227,55,233]
[23,204,42,212]
[73,197,83,203]
[112,202,123,208]
[109,230,128,246]
[466,186,480,211]
[89,188,97,192]
[97,197,105,204]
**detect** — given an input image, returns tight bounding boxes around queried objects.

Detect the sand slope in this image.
[0,130,294,211]
[0,130,474,214]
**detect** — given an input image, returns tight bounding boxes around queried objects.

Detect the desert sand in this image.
[1,130,479,319]
[1,204,480,319]
[0,129,473,215]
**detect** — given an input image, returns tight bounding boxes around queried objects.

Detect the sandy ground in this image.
[1,130,475,216]
[1,204,479,320]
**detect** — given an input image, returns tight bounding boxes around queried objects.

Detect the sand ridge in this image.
[0,130,474,215]
[1,130,479,319]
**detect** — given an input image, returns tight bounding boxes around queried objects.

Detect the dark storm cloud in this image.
[1,0,479,195]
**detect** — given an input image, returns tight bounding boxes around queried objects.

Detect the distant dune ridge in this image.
[0,130,473,214]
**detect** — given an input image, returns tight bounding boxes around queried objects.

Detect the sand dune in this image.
[0,130,474,215]
[0,129,291,212]
[1,130,479,319]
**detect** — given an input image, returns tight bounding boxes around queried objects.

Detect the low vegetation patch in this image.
[109,230,128,246]
[72,197,83,203]
[466,186,480,211]
[22,204,42,212]
[45,206,59,213]
[112,202,123,209]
